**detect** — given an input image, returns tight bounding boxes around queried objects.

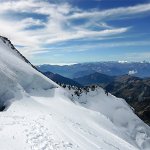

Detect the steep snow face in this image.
[66,86,150,150]
[0,37,150,150]
[0,37,57,109]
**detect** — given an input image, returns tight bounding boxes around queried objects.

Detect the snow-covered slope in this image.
[0,36,57,109]
[66,86,150,149]
[0,37,150,150]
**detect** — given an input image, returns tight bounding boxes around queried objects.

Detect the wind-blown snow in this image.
[0,37,150,150]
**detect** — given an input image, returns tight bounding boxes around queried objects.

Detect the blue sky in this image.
[0,0,150,65]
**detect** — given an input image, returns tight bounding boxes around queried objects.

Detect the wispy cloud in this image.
[121,52,150,61]
[0,0,149,57]
[69,3,150,20]
[45,40,150,53]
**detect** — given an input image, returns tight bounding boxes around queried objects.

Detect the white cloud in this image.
[128,70,137,75]
[20,18,46,28]
[125,52,150,61]
[0,0,149,57]
[69,3,150,20]
[49,40,150,53]
[44,27,129,44]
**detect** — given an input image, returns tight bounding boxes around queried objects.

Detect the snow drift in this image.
[0,36,150,150]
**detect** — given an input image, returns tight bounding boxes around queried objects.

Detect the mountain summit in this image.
[0,37,150,150]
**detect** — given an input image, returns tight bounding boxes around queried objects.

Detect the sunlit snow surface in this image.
[0,37,150,150]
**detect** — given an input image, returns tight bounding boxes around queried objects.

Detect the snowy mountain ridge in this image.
[0,36,29,64]
[0,37,150,150]
[0,36,57,110]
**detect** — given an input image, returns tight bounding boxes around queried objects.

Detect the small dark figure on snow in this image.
[105,90,109,96]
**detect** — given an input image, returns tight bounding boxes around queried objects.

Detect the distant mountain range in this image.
[43,72,82,87]
[37,61,150,78]
[74,72,115,86]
